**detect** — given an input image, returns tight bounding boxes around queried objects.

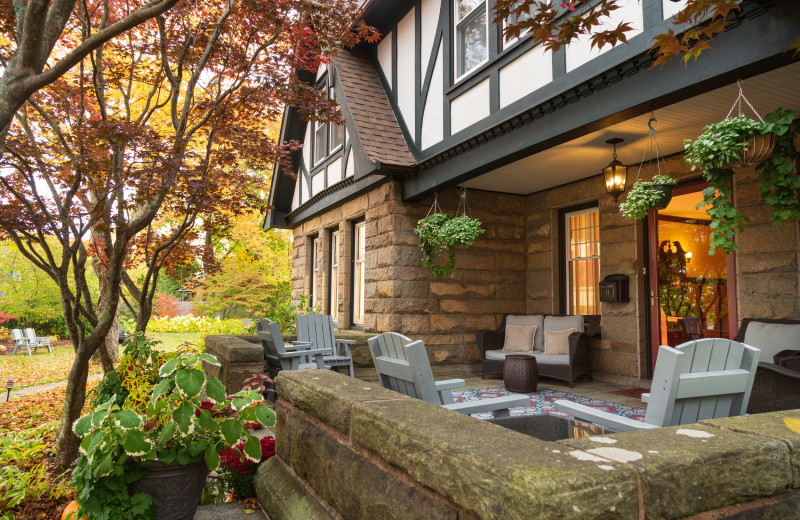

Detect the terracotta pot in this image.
[61,500,87,520]
[650,183,675,210]
[129,460,208,520]
[727,133,777,168]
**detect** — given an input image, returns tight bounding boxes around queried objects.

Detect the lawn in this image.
[0,332,204,390]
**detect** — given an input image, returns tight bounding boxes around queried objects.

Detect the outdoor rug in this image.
[451,387,646,421]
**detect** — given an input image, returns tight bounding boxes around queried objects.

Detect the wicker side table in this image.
[503,355,539,393]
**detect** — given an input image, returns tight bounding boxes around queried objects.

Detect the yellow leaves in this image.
[784,417,800,435]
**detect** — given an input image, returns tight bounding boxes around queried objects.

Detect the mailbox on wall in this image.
[599,274,630,303]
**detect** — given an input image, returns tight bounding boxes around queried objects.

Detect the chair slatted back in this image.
[257,318,290,371]
[11,329,25,343]
[645,339,759,427]
[367,332,441,405]
[296,314,335,355]
[23,328,37,343]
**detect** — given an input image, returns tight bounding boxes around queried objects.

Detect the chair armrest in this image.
[476,330,504,357]
[554,400,656,432]
[289,341,314,348]
[773,349,800,369]
[336,339,357,345]
[567,332,591,364]
[280,347,330,358]
[641,393,650,403]
[334,339,355,358]
[435,379,465,391]
[443,395,529,416]
[748,362,800,414]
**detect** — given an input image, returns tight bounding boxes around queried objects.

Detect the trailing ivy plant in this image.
[415,213,484,277]
[619,175,678,220]
[72,338,276,520]
[684,109,799,254]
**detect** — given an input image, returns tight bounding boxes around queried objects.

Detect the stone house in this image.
[265,0,800,382]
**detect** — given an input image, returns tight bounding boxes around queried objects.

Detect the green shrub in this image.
[147,316,249,335]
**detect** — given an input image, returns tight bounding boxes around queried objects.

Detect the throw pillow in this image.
[502,325,537,353]
[544,328,577,355]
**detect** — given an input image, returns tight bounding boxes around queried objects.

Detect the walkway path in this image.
[6,373,104,401]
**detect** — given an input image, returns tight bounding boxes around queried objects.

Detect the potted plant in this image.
[415,212,484,277]
[619,175,679,220]
[683,108,798,254]
[71,334,275,520]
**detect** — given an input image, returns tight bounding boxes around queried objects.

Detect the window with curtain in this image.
[455,0,487,79]
[352,222,366,326]
[330,231,341,322]
[565,207,600,315]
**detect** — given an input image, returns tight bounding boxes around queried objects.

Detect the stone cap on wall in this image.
[262,369,800,519]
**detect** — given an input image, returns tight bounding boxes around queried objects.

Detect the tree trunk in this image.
[54,344,93,466]
[91,234,120,371]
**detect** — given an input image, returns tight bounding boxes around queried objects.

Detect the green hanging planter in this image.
[415,212,484,278]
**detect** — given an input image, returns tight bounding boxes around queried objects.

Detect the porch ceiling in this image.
[463,61,800,196]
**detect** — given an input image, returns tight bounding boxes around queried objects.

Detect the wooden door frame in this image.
[646,180,739,372]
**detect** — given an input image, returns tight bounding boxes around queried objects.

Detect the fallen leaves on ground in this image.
[0,344,103,389]
[0,382,98,433]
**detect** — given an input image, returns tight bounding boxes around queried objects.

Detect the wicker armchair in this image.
[476,315,599,387]
[735,318,800,414]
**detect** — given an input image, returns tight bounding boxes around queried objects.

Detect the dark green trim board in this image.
[402,0,799,201]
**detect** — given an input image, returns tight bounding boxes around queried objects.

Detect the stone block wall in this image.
[204,335,264,394]
[256,370,800,520]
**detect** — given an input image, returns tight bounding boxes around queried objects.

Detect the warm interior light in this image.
[685,252,692,263]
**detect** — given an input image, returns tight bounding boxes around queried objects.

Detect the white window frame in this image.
[330,231,341,322]
[564,207,600,315]
[352,221,366,326]
[328,84,343,153]
[454,0,489,81]
[311,236,322,309]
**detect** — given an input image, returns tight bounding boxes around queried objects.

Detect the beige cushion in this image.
[544,328,577,355]
[744,322,800,363]
[506,315,545,350]
[503,325,537,353]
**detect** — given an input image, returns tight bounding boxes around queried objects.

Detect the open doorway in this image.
[647,182,738,370]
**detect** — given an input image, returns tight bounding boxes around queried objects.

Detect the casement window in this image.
[352,221,366,326]
[311,236,322,309]
[455,0,488,79]
[329,85,344,152]
[329,231,341,322]
[564,207,600,315]
[313,118,327,165]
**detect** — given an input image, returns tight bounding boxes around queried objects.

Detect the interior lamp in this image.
[603,137,628,200]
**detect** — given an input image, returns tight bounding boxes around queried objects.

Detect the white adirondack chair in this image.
[296,314,356,377]
[24,328,51,353]
[368,332,530,417]
[257,319,329,374]
[555,339,760,432]
[11,329,31,356]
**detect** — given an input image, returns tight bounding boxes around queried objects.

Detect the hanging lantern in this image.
[603,138,627,200]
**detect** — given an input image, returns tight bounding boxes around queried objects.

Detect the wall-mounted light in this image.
[603,138,628,201]
[685,252,692,263]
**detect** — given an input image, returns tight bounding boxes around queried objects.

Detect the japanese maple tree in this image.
[0,0,377,464]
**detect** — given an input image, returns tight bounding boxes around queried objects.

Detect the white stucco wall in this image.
[450,77,490,134]
[397,8,416,140]
[499,45,553,108]
[421,43,444,149]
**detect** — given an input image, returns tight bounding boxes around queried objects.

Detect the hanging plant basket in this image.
[619,175,678,220]
[650,182,676,210]
[415,190,484,277]
[726,132,777,168]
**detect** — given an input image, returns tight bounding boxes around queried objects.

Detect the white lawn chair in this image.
[296,314,355,377]
[555,339,760,431]
[368,332,529,417]
[24,328,51,353]
[11,329,31,356]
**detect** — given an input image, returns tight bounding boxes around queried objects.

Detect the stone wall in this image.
[256,370,800,520]
[204,335,263,394]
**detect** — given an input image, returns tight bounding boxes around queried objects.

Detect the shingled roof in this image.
[332,49,416,168]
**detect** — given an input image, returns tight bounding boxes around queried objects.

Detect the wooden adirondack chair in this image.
[555,339,760,431]
[296,314,356,377]
[256,319,329,376]
[24,328,51,353]
[368,332,530,417]
[11,329,32,356]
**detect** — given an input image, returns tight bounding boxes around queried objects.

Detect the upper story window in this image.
[455,0,488,79]
[313,75,344,166]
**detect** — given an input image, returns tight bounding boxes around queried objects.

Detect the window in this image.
[455,0,488,79]
[311,236,321,309]
[330,231,341,322]
[329,85,343,151]
[313,118,326,165]
[564,207,600,315]
[352,221,366,326]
